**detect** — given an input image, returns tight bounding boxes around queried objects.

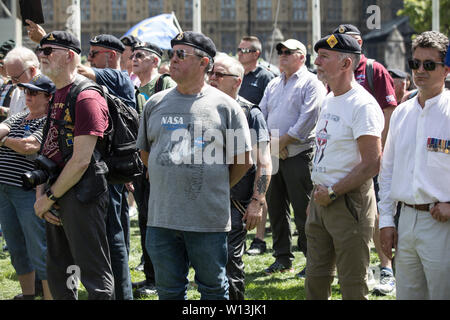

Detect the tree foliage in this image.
[398,0,450,35]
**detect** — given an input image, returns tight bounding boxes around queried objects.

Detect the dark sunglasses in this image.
[129,52,147,60]
[207,70,238,78]
[408,59,445,71]
[237,48,257,54]
[36,46,68,56]
[168,49,203,60]
[277,49,297,56]
[88,50,113,58]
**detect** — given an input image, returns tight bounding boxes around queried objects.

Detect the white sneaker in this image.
[373,269,396,296]
[367,267,377,290]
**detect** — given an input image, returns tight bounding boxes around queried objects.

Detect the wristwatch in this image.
[46,188,60,202]
[328,186,338,201]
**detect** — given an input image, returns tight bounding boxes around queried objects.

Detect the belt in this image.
[403,203,432,211]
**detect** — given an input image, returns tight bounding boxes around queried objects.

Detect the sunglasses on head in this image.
[277,49,298,56]
[408,59,445,71]
[168,49,203,60]
[207,70,238,78]
[237,48,257,54]
[36,46,68,56]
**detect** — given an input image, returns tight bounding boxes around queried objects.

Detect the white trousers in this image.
[396,204,450,300]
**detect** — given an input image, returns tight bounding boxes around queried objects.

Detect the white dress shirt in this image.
[378,90,450,229]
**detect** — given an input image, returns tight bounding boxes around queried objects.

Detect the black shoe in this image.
[264,261,294,275]
[246,238,267,255]
[134,283,157,298]
[296,267,306,279]
[132,280,147,289]
[12,294,35,300]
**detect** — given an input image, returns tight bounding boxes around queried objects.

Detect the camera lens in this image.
[21,170,49,190]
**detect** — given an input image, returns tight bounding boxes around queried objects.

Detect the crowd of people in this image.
[0,18,448,300]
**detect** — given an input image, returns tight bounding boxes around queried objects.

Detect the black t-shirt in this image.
[239,66,275,105]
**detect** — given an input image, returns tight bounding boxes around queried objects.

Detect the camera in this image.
[21,155,60,190]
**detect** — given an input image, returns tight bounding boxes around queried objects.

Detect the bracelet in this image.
[251,197,265,206]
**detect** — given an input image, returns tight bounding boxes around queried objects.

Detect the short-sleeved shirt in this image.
[230,96,270,201]
[311,83,384,187]
[355,54,397,110]
[41,84,109,167]
[239,66,275,105]
[0,112,46,187]
[136,85,252,232]
[136,74,176,114]
[93,68,136,110]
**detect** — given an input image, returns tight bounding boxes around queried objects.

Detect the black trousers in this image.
[226,203,247,300]
[133,168,155,284]
[46,188,114,300]
[266,149,313,267]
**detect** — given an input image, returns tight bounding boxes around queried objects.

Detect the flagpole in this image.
[311,0,321,68]
[172,11,183,33]
[193,0,201,33]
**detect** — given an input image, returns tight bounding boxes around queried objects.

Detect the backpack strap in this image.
[365,59,375,95]
[155,73,170,94]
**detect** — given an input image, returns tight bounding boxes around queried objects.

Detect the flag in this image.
[123,13,181,50]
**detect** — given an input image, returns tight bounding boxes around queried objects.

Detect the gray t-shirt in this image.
[137,85,252,232]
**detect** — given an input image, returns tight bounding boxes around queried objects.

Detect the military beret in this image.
[332,24,361,36]
[17,74,56,94]
[132,41,163,58]
[90,34,125,53]
[120,35,140,47]
[314,33,362,54]
[276,39,307,55]
[171,31,216,58]
[40,31,81,54]
[388,68,407,79]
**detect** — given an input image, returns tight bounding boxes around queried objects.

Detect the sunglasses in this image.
[168,49,203,60]
[408,59,445,71]
[277,49,298,56]
[129,52,148,60]
[88,50,113,58]
[207,70,238,78]
[36,46,68,56]
[237,48,257,54]
[24,88,42,96]
[10,68,30,82]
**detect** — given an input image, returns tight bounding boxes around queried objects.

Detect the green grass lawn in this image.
[0,212,394,300]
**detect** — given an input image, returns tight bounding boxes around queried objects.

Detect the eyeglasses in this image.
[24,88,42,96]
[88,50,113,59]
[168,49,203,60]
[277,49,298,56]
[36,46,68,56]
[207,70,239,78]
[10,68,30,82]
[408,59,445,71]
[130,52,148,60]
[237,48,257,54]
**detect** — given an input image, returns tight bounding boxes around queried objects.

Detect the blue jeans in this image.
[106,184,133,300]
[0,184,47,280]
[146,226,229,300]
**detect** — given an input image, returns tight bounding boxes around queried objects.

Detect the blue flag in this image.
[123,13,180,50]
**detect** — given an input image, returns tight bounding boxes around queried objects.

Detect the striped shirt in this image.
[0,112,46,187]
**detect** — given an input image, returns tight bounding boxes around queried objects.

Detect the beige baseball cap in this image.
[276,39,307,55]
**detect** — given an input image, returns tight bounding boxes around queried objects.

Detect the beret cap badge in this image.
[176,33,184,40]
[326,35,338,48]
[338,26,345,34]
[47,33,55,41]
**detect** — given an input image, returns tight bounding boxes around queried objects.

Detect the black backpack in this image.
[44,75,143,184]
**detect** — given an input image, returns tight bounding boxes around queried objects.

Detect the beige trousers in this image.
[305,180,376,300]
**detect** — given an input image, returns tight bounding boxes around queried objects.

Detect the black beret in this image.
[17,74,56,94]
[132,41,163,58]
[90,34,125,53]
[40,31,81,54]
[120,35,140,47]
[332,24,361,36]
[314,33,362,54]
[171,31,216,58]
[388,68,407,79]
[0,39,15,60]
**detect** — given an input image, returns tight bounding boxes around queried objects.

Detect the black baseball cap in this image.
[40,31,81,54]
[171,31,216,58]
[90,34,125,53]
[314,33,362,54]
[17,74,56,94]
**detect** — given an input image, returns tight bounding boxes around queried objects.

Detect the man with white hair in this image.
[4,47,41,117]
[208,52,271,299]
[259,39,326,277]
